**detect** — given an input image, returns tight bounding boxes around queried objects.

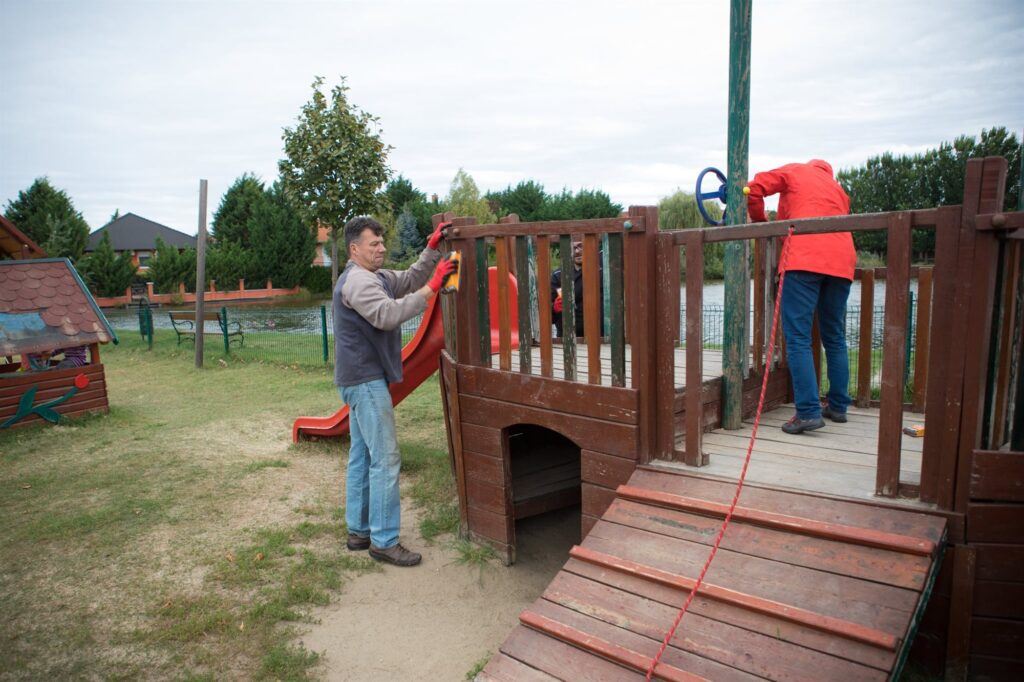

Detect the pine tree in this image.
[248,185,317,289]
[3,177,90,259]
[396,205,423,258]
[78,232,136,297]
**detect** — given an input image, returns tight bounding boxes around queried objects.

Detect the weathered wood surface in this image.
[485,465,946,680]
[0,363,109,428]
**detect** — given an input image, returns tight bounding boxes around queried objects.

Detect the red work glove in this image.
[427,221,452,250]
[553,295,563,314]
[427,257,458,293]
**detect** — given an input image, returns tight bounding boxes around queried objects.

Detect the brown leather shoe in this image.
[369,542,422,567]
[346,534,370,551]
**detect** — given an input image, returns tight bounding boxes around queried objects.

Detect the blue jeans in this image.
[781,271,853,419]
[340,379,401,549]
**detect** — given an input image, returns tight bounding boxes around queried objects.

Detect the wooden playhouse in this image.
[437,157,1024,679]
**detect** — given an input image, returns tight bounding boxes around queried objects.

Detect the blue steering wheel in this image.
[695,167,728,226]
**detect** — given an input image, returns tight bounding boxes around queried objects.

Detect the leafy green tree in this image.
[206,241,254,290]
[486,180,547,221]
[658,190,725,279]
[446,169,496,224]
[211,173,266,246]
[384,175,426,216]
[279,76,392,282]
[3,177,90,260]
[395,205,423,258]
[537,187,622,221]
[78,232,136,297]
[149,237,192,293]
[838,127,1021,257]
[248,184,317,289]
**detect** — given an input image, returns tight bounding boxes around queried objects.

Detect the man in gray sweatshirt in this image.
[334,216,455,566]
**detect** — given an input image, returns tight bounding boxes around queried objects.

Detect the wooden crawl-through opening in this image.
[507,424,582,521]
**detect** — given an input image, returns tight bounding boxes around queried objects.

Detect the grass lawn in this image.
[0,333,456,680]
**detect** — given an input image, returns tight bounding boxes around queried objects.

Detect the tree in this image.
[108,209,121,223]
[211,173,266,247]
[838,126,1021,257]
[78,232,136,297]
[3,177,90,260]
[395,205,423,259]
[279,76,392,282]
[446,169,496,224]
[486,180,547,221]
[248,184,317,289]
[206,241,254,290]
[658,190,725,279]
[149,237,193,293]
[384,175,426,216]
[536,187,622,221]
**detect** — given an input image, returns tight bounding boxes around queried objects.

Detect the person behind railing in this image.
[551,237,603,338]
[747,159,855,434]
[333,216,456,567]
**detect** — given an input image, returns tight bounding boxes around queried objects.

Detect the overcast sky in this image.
[2,0,1022,235]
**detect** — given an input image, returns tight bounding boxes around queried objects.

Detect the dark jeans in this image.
[781,270,853,419]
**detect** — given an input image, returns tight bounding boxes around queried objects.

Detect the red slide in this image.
[291,266,518,442]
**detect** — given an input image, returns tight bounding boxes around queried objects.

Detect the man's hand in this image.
[427,257,458,293]
[427,221,452,250]
[553,295,563,314]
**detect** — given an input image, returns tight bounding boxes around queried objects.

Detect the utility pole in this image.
[195,179,208,369]
[722,0,752,429]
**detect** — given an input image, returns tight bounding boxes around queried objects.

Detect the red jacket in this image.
[747,159,856,281]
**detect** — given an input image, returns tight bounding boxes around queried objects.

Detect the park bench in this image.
[168,311,244,347]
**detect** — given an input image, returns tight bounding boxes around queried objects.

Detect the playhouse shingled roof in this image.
[0,215,47,260]
[85,213,196,252]
[0,258,116,357]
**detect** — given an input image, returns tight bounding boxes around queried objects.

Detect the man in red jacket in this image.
[747,159,856,434]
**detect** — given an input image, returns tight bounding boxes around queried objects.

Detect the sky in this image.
[2,0,1022,235]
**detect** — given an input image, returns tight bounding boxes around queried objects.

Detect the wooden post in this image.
[496,236,512,372]
[194,179,208,369]
[944,544,976,681]
[752,238,765,372]
[654,232,679,460]
[685,231,706,466]
[536,236,553,377]
[857,269,875,407]
[559,234,576,381]
[912,266,933,412]
[722,0,752,429]
[515,232,534,376]
[583,234,601,383]
[876,212,911,497]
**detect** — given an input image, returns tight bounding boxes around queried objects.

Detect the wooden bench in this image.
[168,311,244,347]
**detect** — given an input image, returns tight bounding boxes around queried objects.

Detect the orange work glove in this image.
[553,295,563,314]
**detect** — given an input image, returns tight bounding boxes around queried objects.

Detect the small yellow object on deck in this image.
[441,251,461,294]
[902,424,925,438]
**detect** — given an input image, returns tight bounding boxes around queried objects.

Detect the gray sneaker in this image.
[369,542,422,567]
[782,415,826,434]
[821,405,848,423]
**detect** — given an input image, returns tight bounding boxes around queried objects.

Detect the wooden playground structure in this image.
[438,156,1024,679]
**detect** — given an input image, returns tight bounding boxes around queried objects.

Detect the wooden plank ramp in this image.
[479,466,947,681]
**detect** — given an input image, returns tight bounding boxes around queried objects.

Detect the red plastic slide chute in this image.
[291,266,518,442]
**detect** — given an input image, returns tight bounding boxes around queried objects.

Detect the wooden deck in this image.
[668,404,927,506]
[493,343,725,387]
[481,466,947,681]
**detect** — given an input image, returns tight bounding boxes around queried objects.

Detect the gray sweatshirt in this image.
[333,247,441,387]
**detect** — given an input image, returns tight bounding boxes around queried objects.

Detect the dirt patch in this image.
[300,505,579,680]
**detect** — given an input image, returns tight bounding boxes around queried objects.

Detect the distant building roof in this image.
[0,215,47,260]
[0,258,116,356]
[85,213,196,252]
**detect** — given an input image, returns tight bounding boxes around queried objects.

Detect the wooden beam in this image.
[654,233,679,460]
[496,236,512,371]
[454,216,643,239]
[583,234,601,383]
[615,484,937,555]
[535,235,553,378]
[912,266,933,412]
[559,234,576,381]
[856,269,875,408]
[685,231,706,466]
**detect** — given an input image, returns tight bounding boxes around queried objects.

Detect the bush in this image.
[302,266,333,295]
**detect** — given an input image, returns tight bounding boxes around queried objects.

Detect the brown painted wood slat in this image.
[752,237,765,372]
[534,235,553,377]
[681,208,940,244]
[991,242,1020,446]
[911,266,932,412]
[499,625,646,680]
[453,237,481,366]
[857,268,875,408]
[440,352,470,533]
[456,216,644,239]
[954,157,1009,513]
[654,232,679,460]
[519,610,707,682]
[474,236,492,368]
[607,232,626,387]
[945,544,977,680]
[495,236,512,371]
[582,234,601,383]
[0,362,105,389]
[570,545,898,650]
[876,212,912,497]
[558,234,576,381]
[684,231,706,466]
[615,484,936,555]
[919,206,962,503]
[514,234,533,375]
[970,449,1024,502]
[478,652,558,681]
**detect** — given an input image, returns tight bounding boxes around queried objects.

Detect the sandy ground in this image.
[300,503,580,681]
